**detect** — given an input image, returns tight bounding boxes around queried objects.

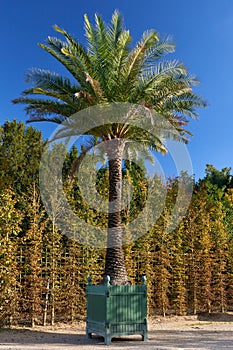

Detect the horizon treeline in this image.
[0,120,233,326]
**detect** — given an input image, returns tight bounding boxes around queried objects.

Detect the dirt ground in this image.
[1,313,233,349]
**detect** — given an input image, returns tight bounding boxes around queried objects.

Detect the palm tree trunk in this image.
[104,139,129,285]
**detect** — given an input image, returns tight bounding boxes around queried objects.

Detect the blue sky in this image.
[1,0,233,180]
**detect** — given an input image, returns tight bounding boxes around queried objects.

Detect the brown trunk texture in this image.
[104,139,129,285]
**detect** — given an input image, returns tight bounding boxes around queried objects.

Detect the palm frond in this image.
[84,13,98,55]
[162,92,207,119]
[124,141,155,165]
[12,97,75,121]
[39,38,88,87]
[103,29,132,100]
[19,68,92,111]
[108,10,124,45]
[119,124,167,154]
[24,68,78,94]
[120,30,159,93]
[95,14,108,44]
[53,25,95,78]
[143,35,175,65]
[139,71,203,113]
[130,61,187,103]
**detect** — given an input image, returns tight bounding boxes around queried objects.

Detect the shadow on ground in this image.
[0,328,86,345]
[1,324,233,349]
[0,328,143,347]
[148,329,233,349]
[197,312,233,322]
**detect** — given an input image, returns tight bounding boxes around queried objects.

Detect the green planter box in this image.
[86,276,148,345]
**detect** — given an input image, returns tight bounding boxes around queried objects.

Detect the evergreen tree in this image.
[225,189,233,310]
[150,210,171,316]
[201,164,233,190]
[0,120,43,197]
[208,186,228,313]
[20,184,46,327]
[0,189,22,325]
[185,184,213,314]
[170,222,187,315]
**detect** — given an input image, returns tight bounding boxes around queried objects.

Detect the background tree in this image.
[0,120,43,197]
[170,222,187,316]
[20,184,46,327]
[224,189,233,309]
[150,209,172,316]
[185,184,213,314]
[200,164,233,190]
[208,185,228,313]
[0,189,22,325]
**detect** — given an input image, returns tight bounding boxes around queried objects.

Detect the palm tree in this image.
[13,11,206,285]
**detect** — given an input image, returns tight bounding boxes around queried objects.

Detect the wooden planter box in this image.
[86,276,148,345]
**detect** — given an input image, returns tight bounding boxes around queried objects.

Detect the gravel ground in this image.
[1,314,233,349]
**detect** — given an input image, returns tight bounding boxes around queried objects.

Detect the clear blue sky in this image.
[1,0,233,180]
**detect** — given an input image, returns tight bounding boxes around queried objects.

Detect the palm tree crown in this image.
[13,11,205,129]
